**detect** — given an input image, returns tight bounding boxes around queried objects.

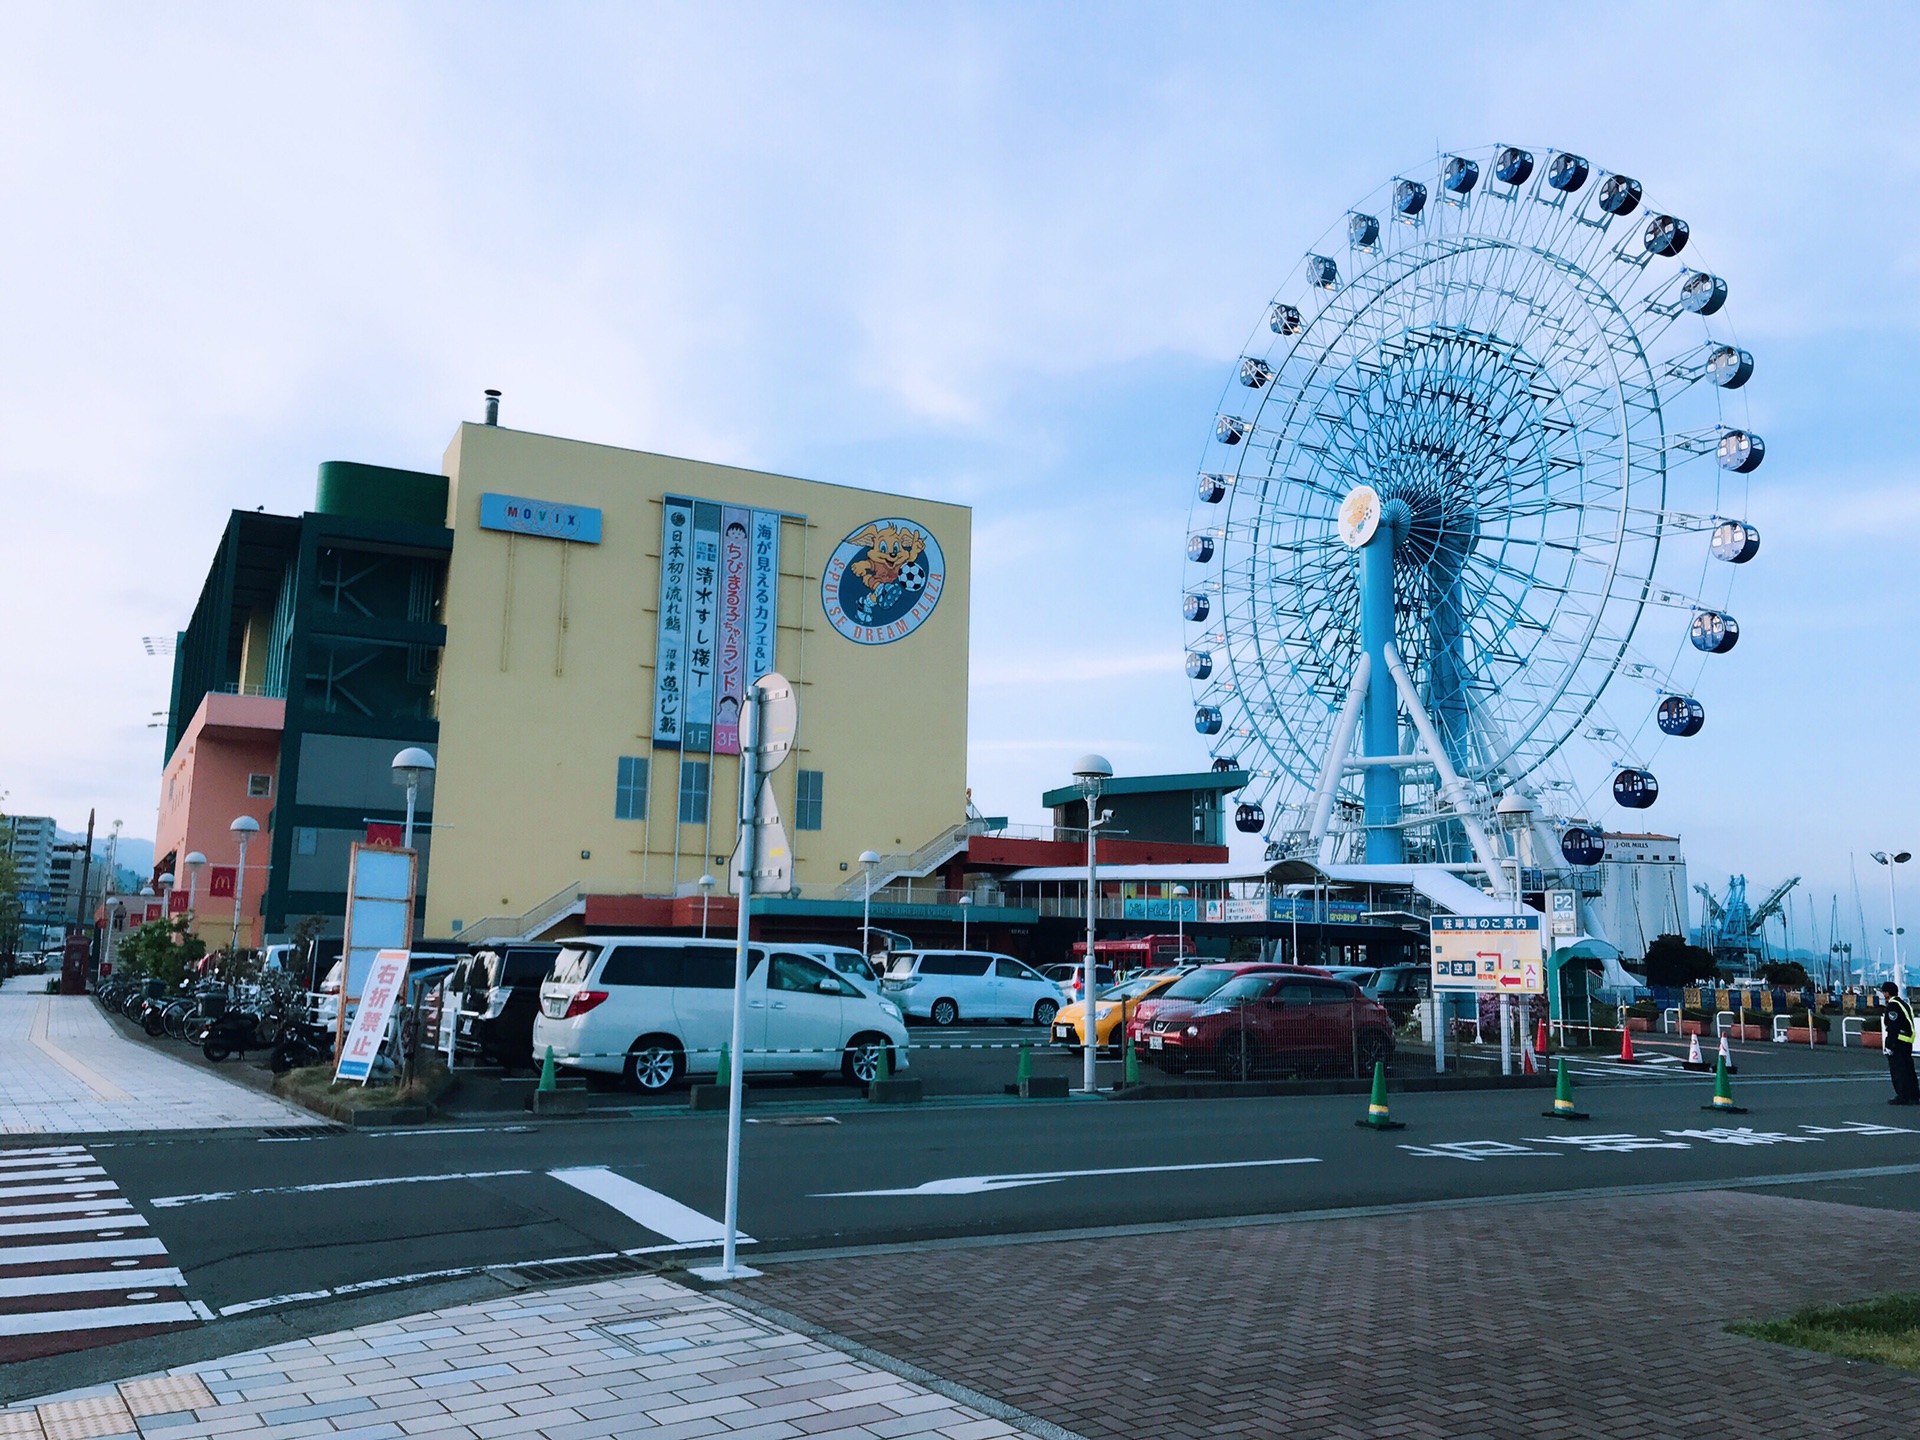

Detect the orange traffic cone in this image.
[1618,1023,1637,1064]
[1521,1037,1537,1075]
[1535,1019,1549,1057]
[1684,1032,1708,1071]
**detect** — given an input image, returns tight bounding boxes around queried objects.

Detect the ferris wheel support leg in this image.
[1307,654,1371,858]
[1383,643,1505,892]
[1360,533,1405,863]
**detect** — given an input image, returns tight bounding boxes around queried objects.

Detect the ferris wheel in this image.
[1184,143,1762,872]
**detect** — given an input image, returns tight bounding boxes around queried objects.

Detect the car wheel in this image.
[1218,1032,1256,1082]
[1033,999,1059,1027]
[624,1039,684,1092]
[1357,1031,1392,1075]
[930,998,960,1027]
[842,1034,893,1085]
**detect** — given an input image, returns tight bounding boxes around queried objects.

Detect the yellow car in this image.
[1050,969,1192,1052]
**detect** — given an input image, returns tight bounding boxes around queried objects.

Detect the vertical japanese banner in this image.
[714,506,750,755]
[684,501,721,754]
[651,496,692,748]
[748,509,781,685]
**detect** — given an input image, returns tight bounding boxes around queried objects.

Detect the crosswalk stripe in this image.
[0,1235,166,1266]
[0,1301,199,1336]
[0,1215,149,1239]
[0,1147,88,1161]
[0,1166,108,1184]
[0,1181,118,1201]
[0,1268,185,1299]
[0,1198,133,1220]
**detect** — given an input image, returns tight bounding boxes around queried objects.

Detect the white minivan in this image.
[880,950,1062,1027]
[532,936,909,1092]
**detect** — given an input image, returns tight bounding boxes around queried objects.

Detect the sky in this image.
[1,2,1916,958]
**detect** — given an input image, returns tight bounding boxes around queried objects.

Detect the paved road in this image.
[3,1053,1905,1374]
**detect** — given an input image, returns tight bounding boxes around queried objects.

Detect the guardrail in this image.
[1842,1017,1868,1048]
[1662,1006,1681,1035]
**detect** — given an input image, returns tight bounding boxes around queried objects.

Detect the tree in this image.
[0,816,20,977]
[1762,960,1811,988]
[116,917,206,988]
[1642,932,1718,988]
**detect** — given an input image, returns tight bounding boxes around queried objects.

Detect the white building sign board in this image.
[1431,914,1544,993]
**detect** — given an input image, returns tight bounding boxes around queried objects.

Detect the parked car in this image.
[880,950,1062,1027]
[786,944,884,994]
[1044,963,1117,1003]
[452,943,560,1071]
[532,937,909,1091]
[1051,967,1196,1053]
[1140,972,1394,1079]
[1121,962,1329,1051]
[1363,964,1427,1025]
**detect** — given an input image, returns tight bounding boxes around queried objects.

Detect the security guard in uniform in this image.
[1881,981,1918,1106]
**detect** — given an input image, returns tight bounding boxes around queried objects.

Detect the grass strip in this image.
[1731,1293,1920,1371]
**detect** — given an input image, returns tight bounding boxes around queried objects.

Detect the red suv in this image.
[1137,969,1394,1079]
[1124,962,1319,1057]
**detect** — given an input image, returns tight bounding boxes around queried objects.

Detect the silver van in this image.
[880,950,1061,1027]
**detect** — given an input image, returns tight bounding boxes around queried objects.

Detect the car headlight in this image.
[1185,1025,1199,1036]
[879,999,902,1020]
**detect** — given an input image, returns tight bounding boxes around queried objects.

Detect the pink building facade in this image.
[154,692,283,949]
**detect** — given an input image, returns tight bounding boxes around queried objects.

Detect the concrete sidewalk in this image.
[0,978,319,1135]
[0,1273,1042,1440]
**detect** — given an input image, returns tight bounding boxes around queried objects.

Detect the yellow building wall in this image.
[423,424,971,936]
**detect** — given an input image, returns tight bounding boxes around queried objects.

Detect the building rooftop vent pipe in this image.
[484,389,501,426]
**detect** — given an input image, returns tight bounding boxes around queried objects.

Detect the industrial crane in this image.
[1694,874,1802,969]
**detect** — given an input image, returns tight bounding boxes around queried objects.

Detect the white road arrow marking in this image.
[816,1157,1320,1197]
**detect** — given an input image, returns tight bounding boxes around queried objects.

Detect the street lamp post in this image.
[183,851,207,927]
[860,850,881,960]
[391,748,436,850]
[1873,850,1913,991]
[699,873,716,939]
[157,872,175,923]
[229,816,260,957]
[959,893,972,950]
[1073,754,1113,1098]
[1173,884,1190,959]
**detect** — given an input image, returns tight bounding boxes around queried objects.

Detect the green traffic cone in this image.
[1016,1042,1032,1086]
[1355,1060,1404,1130]
[716,1041,731,1088]
[537,1045,556,1093]
[1542,1057,1590,1120]
[1704,1055,1748,1113]
[1123,1029,1140,1086]
[875,1040,892,1083]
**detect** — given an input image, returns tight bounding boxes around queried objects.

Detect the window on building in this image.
[678,761,709,825]
[796,769,824,831]
[248,773,272,798]
[615,757,648,821]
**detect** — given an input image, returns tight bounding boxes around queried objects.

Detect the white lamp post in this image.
[391,747,436,849]
[157,872,176,921]
[699,873,717,939]
[1072,754,1113,1098]
[229,815,260,956]
[1873,850,1913,991]
[959,893,972,950]
[860,850,881,959]
[1173,884,1190,959]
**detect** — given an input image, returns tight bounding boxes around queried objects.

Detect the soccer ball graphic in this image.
[898,561,927,592]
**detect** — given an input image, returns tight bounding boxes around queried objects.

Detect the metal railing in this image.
[454,880,592,944]
[831,822,974,900]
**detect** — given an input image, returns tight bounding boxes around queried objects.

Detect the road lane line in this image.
[0,1300,197,1336]
[0,1268,186,1299]
[150,1168,532,1207]
[549,1167,740,1244]
[817,1156,1322,1197]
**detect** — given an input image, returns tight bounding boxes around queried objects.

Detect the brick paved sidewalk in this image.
[745,1190,1920,1440]
[0,977,320,1135]
[0,1273,1051,1440]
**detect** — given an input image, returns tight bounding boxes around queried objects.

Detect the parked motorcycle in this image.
[269,1023,330,1074]
[201,1005,272,1063]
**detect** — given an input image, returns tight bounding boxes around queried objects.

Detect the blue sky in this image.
[1,3,1915,957]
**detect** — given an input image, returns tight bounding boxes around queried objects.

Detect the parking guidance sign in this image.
[1431,914,1544,993]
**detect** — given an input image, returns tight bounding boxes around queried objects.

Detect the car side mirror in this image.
[818,978,840,994]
